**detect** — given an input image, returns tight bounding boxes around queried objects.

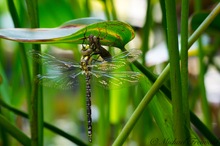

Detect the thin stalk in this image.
[7,0,31,144]
[7,0,20,26]
[85,0,91,16]
[102,0,117,20]
[112,3,220,145]
[7,0,31,110]
[0,106,9,146]
[24,0,43,146]
[0,114,31,146]
[1,1,29,146]
[190,112,219,145]
[108,0,117,20]
[165,1,187,145]
[103,0,111,20]
[180,0,191,142]
[97,89,108,146]
[141,0,152,63]
[195,0,212,129]
[198,39,212,129]
[112,65,170,146]
[188,3,220,48]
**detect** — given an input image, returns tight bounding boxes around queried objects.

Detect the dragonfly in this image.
[30,36,142,142]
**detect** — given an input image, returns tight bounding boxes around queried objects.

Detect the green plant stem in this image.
[0,114,31,146]
[180,0,191,142]
[141,0,152,63]
[190,112,219,144]
[0,106,9,146]
[165,1,187,145]
[44,122,88,146]
[7,0,20,26]
[25,1,43,146]
[25,0,39,28]
[7,0,31,108]
[97,90,109,146]
[6,1,31,145]
[188,3,220,47]
[85,0,91,16]
[113,2,220,145]
[195,0,212,130]
[198,39,212,129]
[102,0,117,20]
[112,65,170,146]
[103,0,111,20]
[109,0,117,20]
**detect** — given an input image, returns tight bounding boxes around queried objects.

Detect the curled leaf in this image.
[0,18,135,49]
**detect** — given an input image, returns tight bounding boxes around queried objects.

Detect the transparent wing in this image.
[30,50,143,90]
[29,51,81,70]
[91,70,143,89]
[36,70,83,89]
[91,49,142,71]
[111,49,142,62]
[29,51,83,89]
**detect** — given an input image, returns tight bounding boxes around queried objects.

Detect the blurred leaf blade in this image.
[60,17,105,26]
[0,27,82,43]
[148,92,174,140]
[0,59,11,103]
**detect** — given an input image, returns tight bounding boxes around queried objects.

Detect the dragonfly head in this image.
[88,35,98,45]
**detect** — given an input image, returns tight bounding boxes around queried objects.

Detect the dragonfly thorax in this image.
[80,55,92,74]
[81,44,93,56]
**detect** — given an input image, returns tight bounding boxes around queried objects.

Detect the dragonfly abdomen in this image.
[85,74,92,142]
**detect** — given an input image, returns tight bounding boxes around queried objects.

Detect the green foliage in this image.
[0,0,220,146]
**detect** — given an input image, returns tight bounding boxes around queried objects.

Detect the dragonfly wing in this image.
[36,70,83,89]
[91,49,142,71]
[110,48,142,62]
[91,70,143,89]
[29,51,81,70]
[29,51,83,89]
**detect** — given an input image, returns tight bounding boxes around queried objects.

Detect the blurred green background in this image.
[1,0,220,146]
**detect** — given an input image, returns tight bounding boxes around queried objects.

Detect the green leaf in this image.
[148,92,174,140]
[0,18,135,48]
[70,20,135,48]
[60,17,105,26]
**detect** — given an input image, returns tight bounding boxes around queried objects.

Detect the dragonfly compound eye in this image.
[93,36,97,42]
